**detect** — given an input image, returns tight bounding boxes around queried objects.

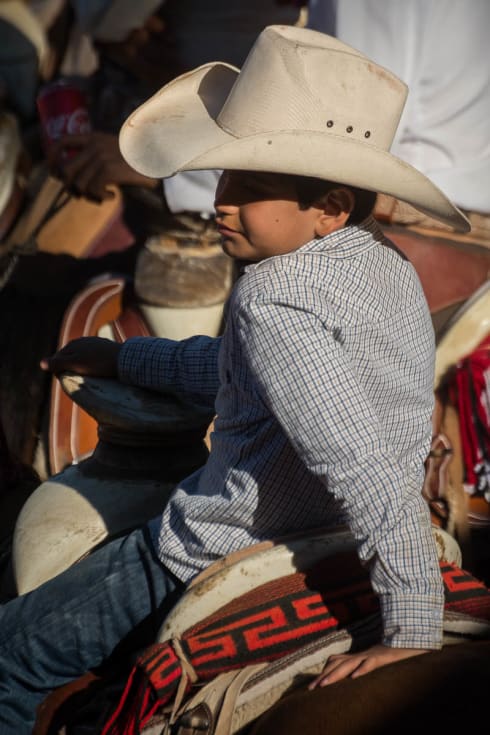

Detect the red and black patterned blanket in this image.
[101,554,490,735]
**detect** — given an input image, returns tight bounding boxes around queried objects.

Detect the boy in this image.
[0,25,469,731]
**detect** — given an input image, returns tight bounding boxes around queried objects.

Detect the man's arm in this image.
[47,132,159,202]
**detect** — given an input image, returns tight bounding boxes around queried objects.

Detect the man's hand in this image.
[309,644,430,688]
[40,337,122,378]
[47,132,159,202]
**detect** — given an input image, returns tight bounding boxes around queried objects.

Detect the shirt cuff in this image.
[380,592,444,649]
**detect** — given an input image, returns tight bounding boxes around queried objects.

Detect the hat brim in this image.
[120,63,470,232]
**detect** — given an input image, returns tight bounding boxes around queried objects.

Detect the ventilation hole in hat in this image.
[365,131,371,138]
[346,126,353,133]
[326,120,334,128]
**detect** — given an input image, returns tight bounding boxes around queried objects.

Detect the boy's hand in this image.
[40,337,121,378]
[308,644,429,688]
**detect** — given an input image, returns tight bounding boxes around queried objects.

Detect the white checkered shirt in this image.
[119,216,444,649]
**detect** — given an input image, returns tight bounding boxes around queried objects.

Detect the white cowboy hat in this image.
[119,24,469,232]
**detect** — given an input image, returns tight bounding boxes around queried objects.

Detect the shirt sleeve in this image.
[117,335,221,409]
[237,295,444,650]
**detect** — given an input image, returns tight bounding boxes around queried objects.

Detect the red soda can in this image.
[36,80,92,153]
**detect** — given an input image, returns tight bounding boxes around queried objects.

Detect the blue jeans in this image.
[0,526,183,733]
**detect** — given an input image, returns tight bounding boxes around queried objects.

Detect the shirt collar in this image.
[245,216,383,274]
[296,216,383,259]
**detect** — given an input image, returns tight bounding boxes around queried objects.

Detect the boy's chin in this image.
[221,240,250,260]
[219,238,266,263]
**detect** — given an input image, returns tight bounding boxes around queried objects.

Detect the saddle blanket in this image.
[101,554,490,735]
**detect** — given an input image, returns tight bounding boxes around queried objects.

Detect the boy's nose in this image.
[214,192,239,216]
[214,199,237,212]
[214,171,238,210]
[214,204,238,226]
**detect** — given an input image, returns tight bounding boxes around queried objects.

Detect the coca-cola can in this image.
[37,80,92,152]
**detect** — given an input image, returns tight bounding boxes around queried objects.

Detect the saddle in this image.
[33,526,490,735]
[14,371,213,596]
[46,213,233,476]
[376,197,490,338]
[48,276,152,475]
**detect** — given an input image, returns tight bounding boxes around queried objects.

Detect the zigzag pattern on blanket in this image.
[101,557,490,735]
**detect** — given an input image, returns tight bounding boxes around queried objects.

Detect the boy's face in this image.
[214,170,326,262]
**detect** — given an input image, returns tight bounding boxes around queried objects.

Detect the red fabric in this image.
[101,558,490,735]
[449,334,490,495]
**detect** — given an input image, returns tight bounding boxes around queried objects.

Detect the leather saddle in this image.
[48,275,152,475]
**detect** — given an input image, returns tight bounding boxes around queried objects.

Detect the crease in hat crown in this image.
[215,25,406,151]
[119,24,470,232]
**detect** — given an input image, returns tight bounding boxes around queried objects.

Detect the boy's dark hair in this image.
[294,175,377,224]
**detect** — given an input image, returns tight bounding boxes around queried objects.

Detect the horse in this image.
[250,640,490,735]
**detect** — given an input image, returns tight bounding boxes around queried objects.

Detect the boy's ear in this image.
[314,187,355,236]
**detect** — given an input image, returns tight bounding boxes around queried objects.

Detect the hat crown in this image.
[217,25,407,151]
[119,24,469,232]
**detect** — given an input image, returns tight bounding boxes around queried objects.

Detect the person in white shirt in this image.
[307,0,490,242]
